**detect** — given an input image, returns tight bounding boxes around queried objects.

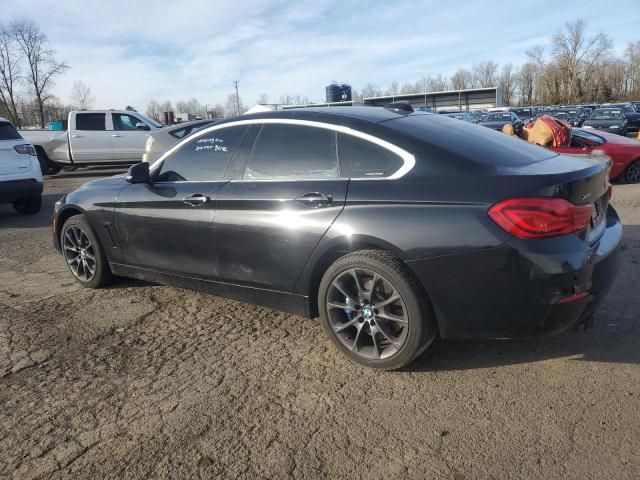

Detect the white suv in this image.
[0,117,43,214]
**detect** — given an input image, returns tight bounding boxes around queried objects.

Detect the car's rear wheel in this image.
[61,214,113,288]
[318,250,437,370]
[13,196,41,215]
[624,160,640,184]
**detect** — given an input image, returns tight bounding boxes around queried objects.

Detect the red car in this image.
[552,128,640,183]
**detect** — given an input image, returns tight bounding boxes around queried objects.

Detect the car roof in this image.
[240,106,405,123]
[0,117,10,123]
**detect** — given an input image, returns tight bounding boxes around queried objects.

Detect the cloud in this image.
[3,0,639,110]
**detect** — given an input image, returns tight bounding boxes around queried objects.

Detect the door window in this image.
[75,113,106,131]
[113,114,147,131]
[337,133,404,178]
[243,124,338,180]
[156,126,247,182]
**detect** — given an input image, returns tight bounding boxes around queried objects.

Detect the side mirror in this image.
[126,162,150,184]
[135,122,149,131]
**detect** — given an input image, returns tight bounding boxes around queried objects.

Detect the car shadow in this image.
[0,193,62,229]
[48,166,127,180]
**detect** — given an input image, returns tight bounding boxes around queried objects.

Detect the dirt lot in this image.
[1,167,639,480]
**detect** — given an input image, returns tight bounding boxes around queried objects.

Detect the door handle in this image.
[183,194,210,206]
[294,193,333,207]
[111,134,123,137]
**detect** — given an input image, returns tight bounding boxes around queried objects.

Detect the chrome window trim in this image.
[150,118,416,181]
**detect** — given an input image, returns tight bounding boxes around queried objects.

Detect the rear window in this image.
[338,133,404,178]
[76,113,106,131]
[387,113,557,168]
[0,121,21,140]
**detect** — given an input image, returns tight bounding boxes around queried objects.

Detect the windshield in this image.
[572,129,606,146]
[511,109,531,117]
[590,110,623,120]
[549,112,569,119]
[486,113,512,121]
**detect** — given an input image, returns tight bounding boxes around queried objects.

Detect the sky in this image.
[3,0,640,111]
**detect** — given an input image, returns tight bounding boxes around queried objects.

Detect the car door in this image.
[113,125,248,278]
[111,113,152,162]
[214,122,348,292]
[69,112,114,162]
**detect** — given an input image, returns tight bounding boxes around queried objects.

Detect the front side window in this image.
[243,124,338,180]
[113,114,147,131]
[156,126,246,182]
[338,133,404,179]
[75,113,106,131]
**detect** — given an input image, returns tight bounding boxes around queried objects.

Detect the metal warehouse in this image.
[363,87,503,111]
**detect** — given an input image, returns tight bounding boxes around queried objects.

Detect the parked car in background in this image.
[441,111,476,123]
[546,110,572,123]
[20,110,163,174]
[52,106,621,370]
[479,111,524,135]
[0,117,43,214]
[582,108,634,137]
[143,119,218,164]
[508,107,534,122]
[469,109,486,123]
[550,127,640,183]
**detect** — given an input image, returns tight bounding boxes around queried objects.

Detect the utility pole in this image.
[233,80,240,114]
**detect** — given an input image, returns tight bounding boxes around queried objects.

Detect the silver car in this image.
[142,119,217,164]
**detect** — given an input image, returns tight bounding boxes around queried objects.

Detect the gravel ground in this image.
[1,167,639,480]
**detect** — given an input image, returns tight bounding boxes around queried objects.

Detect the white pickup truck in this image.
[20,110,163,174]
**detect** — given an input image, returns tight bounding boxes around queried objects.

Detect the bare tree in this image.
[175,98,205,116]
[359,83,382,98]
[551,19,612,103]
[256,93,269,104]
[225,92,245,116]
[518,62,536,105]
[146,100,162,122]
[450,68,473,91]
[279,93,310,105]
[11,20,68,127]
[0,26,22,126]
[472,61,498,88]
[399,82,416,94]
[498,63,518,106]
[385,81,400,96]
[70,80,94,109]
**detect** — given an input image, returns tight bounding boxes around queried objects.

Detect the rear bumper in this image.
[407,206,623,339]
[0,179,43,204]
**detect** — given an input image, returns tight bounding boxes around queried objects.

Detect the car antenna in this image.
[384,101,414,115]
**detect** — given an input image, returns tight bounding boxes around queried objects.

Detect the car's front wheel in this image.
[624,159,640,184]
[61,214,114,288]
[318,250,437,370]
[13,196,41,215]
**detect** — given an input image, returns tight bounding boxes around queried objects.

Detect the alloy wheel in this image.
[62,225,96,282]
[626,161,640,184]
[326,268,409,360]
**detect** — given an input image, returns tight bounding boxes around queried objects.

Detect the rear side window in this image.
[156,126,246,182]
[76,113,106,131]
[243,124,338,180]
[0,121,21,140]
[338,133,404,178]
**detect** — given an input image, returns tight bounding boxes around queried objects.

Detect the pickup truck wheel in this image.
[13,196,42,215]
[35,147,61,175]
[61,214,114,288]
[624,160,640,184]
[318,250,437,370]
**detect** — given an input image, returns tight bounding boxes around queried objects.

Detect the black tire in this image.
[623,159,640,184]
[35,146,61,175]
[13,196,42,215]
[61,214,114,288]
[318,250,437,370]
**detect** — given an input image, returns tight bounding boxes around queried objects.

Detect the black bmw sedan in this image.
[52,106,622,370]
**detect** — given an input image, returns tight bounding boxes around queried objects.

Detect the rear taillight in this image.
[14,144,36,156]
[488,197,592,239]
